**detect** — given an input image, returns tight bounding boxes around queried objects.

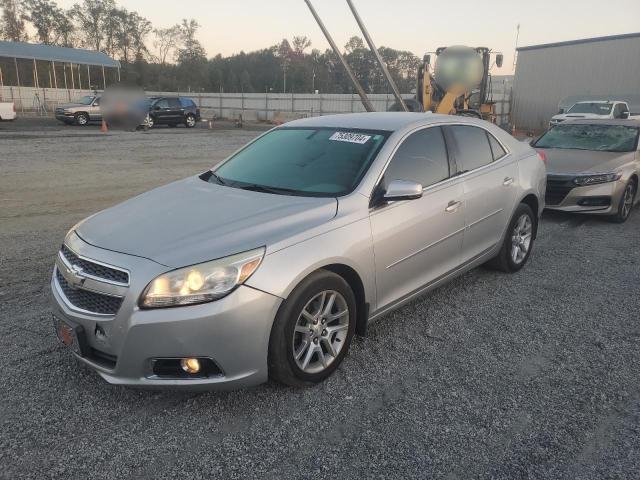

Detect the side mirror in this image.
[621,111,630,119]
[495,53,504,68]
[383,180,423,202]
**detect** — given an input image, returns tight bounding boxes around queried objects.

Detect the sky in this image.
[56,0,640,74]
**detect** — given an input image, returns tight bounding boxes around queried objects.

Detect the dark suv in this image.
[147,97,200,128]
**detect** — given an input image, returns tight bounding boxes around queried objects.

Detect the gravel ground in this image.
[1,118,639,479]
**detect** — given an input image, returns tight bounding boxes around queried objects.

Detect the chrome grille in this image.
[60,245,129,284]
[55,268,123,315]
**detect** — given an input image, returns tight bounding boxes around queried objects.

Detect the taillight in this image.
[535,149,547,164]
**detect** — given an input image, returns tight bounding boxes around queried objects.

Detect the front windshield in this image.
[211,127,389,196]
[76,96,95,105]
[535,124,639,152]
[567,102,613,115]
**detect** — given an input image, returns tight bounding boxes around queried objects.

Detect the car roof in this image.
[283,112,477,132]
[561,118,640,126]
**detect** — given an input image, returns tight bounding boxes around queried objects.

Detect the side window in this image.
[180,98,195,107]
[155,99,169,109]
[448,125,494,172]
[383,127,449,189]
[168,98,182,108]
[487,132,507,160]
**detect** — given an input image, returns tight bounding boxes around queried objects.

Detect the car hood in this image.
[552,113,610,121]
[75,175,338,268]
[540,149,635,175]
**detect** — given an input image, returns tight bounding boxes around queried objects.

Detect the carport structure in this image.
[0,40,120,91]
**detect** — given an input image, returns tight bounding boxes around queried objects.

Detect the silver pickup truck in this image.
[54,95,102,126]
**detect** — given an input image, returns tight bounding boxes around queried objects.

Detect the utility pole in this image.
[303,0,375,112]
[346,0,407,111]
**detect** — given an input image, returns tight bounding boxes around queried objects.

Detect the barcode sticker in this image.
[329,132,371,144]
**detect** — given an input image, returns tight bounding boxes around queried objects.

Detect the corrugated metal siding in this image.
[512,35,640,131]
[0,41,120,67]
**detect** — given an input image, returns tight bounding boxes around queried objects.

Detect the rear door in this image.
[167,97,184,122]
[445,125,518,263]
[369,126,465,310]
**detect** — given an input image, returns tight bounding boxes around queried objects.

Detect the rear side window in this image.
[487,133,507,160]
[383,127,449,189]
[180,98,196,107]
[168,98,181,108]
[448,126,494,172]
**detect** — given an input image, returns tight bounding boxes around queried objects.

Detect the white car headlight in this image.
[140,247,265,308]
[573,173,621,186]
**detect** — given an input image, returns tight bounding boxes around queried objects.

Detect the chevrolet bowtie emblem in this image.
[68,264,86,288]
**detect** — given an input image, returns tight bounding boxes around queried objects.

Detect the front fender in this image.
[245,216,376,309]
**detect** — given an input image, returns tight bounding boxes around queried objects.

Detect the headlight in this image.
[64,109,72,114]
[573,173,621,186]
[140,247,265,308]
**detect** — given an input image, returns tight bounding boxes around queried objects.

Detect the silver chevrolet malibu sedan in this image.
[51,113,546,389]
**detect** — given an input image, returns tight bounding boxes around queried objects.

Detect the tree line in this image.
[0,0,420,93]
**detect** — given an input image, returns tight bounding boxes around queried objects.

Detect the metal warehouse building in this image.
[511,32,640,132]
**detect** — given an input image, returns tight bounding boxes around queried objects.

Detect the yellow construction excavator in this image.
[409,45,504,121]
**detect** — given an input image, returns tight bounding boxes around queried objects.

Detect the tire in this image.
[146,115,154,128]
[185,114,196,128]
[75,112,89,126]
[610,180,636,223]
[268,270,357,387]
[486,203,536,273]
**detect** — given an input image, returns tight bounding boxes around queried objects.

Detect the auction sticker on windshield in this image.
[329,132,371,144]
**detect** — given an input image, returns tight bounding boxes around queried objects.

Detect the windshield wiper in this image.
[210,172,228,186]
[236,183,303,195]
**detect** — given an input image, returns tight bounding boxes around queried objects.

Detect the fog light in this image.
[180,357,201,374]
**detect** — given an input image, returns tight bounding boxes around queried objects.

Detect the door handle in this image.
[503,177,514,186]
[445,200,462,213]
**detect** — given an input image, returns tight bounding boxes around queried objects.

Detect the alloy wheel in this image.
[186,115,196,127]
[621,183,635,220]
[146,115,154,128]
[511,213,533,264]
[292,290,349,374]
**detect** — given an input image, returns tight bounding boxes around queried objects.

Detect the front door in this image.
[369,126,465,311]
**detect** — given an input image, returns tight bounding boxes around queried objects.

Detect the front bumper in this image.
[50,233,282,389]
[545,177,626,215]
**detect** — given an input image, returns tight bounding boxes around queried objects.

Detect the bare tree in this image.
[153,24,181,65]
[176,18,206,63]
[292,35,311,56]
[0,0,28,41]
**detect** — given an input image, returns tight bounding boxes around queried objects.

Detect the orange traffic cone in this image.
[100,119,108,133]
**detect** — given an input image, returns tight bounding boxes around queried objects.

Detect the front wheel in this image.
[75,112,89,126]
[486,203,536,273]
[146,114,154,128]
[610,180,636,223]
[268,270,356,387]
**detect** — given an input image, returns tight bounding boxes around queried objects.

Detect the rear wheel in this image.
[486,203,536,273]
[185,114,196,128]
[610,180,636,223]
[268,270,356,387]
[74,112,89,126]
